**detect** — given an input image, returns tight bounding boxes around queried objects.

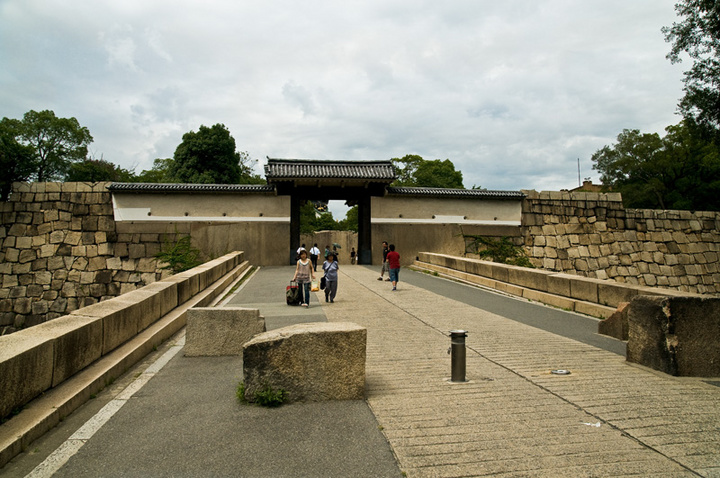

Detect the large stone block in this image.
[242,322,366,403]
[71,297,140,354]
[0,330,54,419]
[627,296,720,376]
[506,265,552,292]
[185,307,265,357]
[598,302,629,340]
[546,273,572,297]
[163,270,200,304]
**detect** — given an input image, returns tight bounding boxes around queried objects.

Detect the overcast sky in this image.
[1,1,685,198]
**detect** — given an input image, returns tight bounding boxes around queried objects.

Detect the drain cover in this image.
[551,369,571,375]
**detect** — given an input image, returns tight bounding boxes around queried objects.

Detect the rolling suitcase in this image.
[286,281,301,305]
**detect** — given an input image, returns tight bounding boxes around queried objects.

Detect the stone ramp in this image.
[325,266,720,477]
[4,265,720,477]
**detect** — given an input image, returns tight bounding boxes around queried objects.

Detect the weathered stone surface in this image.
[0,330,54,419]
[627,295,720,376]
[243,322,366,403]
[185,307,265,357]
[598,302,629,340]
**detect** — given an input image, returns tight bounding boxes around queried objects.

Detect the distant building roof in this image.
[264,158,396,183]
[569,180,606,193]
[106,183,276,194]
[386,187,524,200]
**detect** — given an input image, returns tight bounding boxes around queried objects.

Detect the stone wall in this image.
[0,182,179,333]
[3,183,719,333]
[522,190,720,294]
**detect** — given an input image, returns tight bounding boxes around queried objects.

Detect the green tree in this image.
[237,151,266,184]
[390,154,464,188]
[337,205,358,232]
[65,157,135,182]
[414,159,464,188]
[299,200,337,234]
[663,0,720,135]
[135,158,175,183]
[591,122,720,210]
[391,154,424,186]
[169,124,263,184]
[0,120,35,200]
[3,110,93,181]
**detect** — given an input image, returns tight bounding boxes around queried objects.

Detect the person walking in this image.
[309,243,321,271]
[386,244,400,291]
[292,249,315,307]
[378,241,390,281]
[350,247,356,265]
[322,252,339,303]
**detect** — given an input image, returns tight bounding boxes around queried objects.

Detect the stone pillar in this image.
[357,195,372,264]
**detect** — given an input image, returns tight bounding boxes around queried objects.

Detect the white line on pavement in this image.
[24,335,185,478]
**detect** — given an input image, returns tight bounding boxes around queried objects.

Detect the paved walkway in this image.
[330,266,720,477]
[3,265,720,477]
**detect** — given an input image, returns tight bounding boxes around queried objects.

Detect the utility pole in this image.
[577,158,581,187]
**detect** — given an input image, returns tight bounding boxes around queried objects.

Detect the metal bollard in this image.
[449,330,468,382]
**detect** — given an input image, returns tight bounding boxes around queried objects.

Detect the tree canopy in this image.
[390,154,464,188]
[663,0,720,135]
[0,121,35,200]
[169,124,264,184]
[591,121,720,210]
[1,110,93,182]
[134,158,174,183]
[65,158,135,182]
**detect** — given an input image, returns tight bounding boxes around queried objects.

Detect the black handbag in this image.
[320,276,326,290]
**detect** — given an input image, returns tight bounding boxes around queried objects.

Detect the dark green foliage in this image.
[134,158,175,183]
[169,124,264,184]
[65,158,135,182]
[337,205,358,232]
[591,122,720,210]
[2,110,93,182]
[391,154,464,188]
[253,384,288,407]
[663,0,720,134]
[0,121,35,200]
[237,381,288,407]
[236,382,247,403]
[155,235,202,273]
[465,235,534,268]
[299,200,341,234]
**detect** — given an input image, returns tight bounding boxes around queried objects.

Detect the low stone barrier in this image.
[414,252,700,319]
[185,307,266,357]
[627,296,720,377]
[242,322,366,403]
[0,252,244,422]
[598,302,630,341]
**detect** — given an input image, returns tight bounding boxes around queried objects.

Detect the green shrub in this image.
[463,235,534,268]
[237,381,289,407]
[155,234,201,273]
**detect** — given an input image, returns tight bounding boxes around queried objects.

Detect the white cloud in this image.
[0,0,685,189]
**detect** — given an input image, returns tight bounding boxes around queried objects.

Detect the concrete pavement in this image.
[3,264,720,477]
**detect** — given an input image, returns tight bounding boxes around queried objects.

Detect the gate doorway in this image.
[264,159,396,265]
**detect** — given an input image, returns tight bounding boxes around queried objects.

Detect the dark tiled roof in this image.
[265,159,396,182]
[106,183,276,193]
[386,187,525,199]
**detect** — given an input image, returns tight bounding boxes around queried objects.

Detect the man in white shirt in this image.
[309,244,321,271]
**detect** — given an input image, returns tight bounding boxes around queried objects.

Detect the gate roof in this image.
[264,159,396,184]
